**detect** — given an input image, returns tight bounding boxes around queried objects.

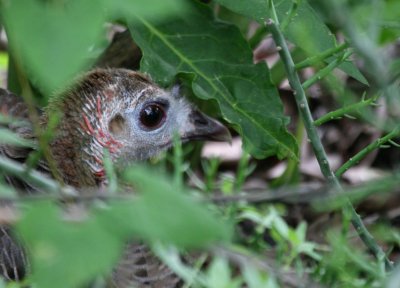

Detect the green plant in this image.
[0,0,400,287]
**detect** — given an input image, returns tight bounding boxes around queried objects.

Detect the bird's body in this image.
[0,68,230,287]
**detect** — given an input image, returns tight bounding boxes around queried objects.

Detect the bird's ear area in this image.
[182,110,231,142]
[109,113,127,136]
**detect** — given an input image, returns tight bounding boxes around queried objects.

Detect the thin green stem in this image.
[302,50,352,90]
[267,19,333,180]
[280,0,298,31]
[321,2,388,88]
[336,128,400,177]
[0,155,60,194]
[266,18,393,270]
[103,149,118,195]
[314,97,375,126]
[295,43,348,70]
[268,0,279,24]
[173,133,183,190]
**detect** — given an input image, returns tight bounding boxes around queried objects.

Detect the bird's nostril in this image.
[192,111,208,126]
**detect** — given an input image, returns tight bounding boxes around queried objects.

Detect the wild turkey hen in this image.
[0,68,230,287]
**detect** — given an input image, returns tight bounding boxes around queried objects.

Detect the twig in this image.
[314,96,376,126]
[0,155,61,194]
[302,50,353,90]
[295,43,348,70]
[266,18,393,270]
[335,128,400,177]
[320,2,389,89]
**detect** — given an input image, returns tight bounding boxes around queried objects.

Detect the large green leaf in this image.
[105,0,189,22]
[215,0,368,85]
[0,0,105,95]
[0,0,189,97]
[129,2,298,160]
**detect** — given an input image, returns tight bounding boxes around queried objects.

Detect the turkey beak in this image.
[185,110,231,142]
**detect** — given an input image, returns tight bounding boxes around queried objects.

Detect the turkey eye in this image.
[139,103,166,130]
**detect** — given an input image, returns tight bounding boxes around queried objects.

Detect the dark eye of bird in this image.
[139,103,166,130]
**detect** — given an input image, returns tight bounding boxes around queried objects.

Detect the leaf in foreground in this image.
[16,201,123,288]
[16,167,231,287]
[118,166,232,247]
[1,0,105,96]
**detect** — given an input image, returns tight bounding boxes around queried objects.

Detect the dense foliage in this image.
[0,0,400,287]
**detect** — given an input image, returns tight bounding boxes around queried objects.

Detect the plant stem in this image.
[0,155,61,194]
[314,97,376,126]
[336,128,400,177]
[266,18,393,270]
[320,2,388,89]
[302,50,352,90]
[280,0,298,32]
[173,133,183,190]
[103,149,118,195]
[295,43,348,70]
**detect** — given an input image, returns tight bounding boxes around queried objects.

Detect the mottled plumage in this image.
[0,68,230,287]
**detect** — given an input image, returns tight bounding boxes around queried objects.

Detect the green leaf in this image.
[16,167,232,287]
[243,265,278,288]
[206,258,241,288]
[1,0,105,96]
[119,166,232,247]
[1,0,190,97]
[16,201,124,288]
[215,0,368,85]
[351,0,400,44]
[0,51,7,70]
[104,0,189,22]
[129,2,298,160]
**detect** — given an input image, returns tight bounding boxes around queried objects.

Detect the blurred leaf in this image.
[215,0,368,85]
[119,165,232,247]
[319,232,383,285]
[104,0,189,22]
[1,0,106,95]
[129,1,298,160]
[243,265,278,288]
[0,181,18,198]
[16,201,124,288]
[351,0,400,44]
[0,51,7,69]
[206,258,241,288]
[272,216,289,239]
[16,166,231,287]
